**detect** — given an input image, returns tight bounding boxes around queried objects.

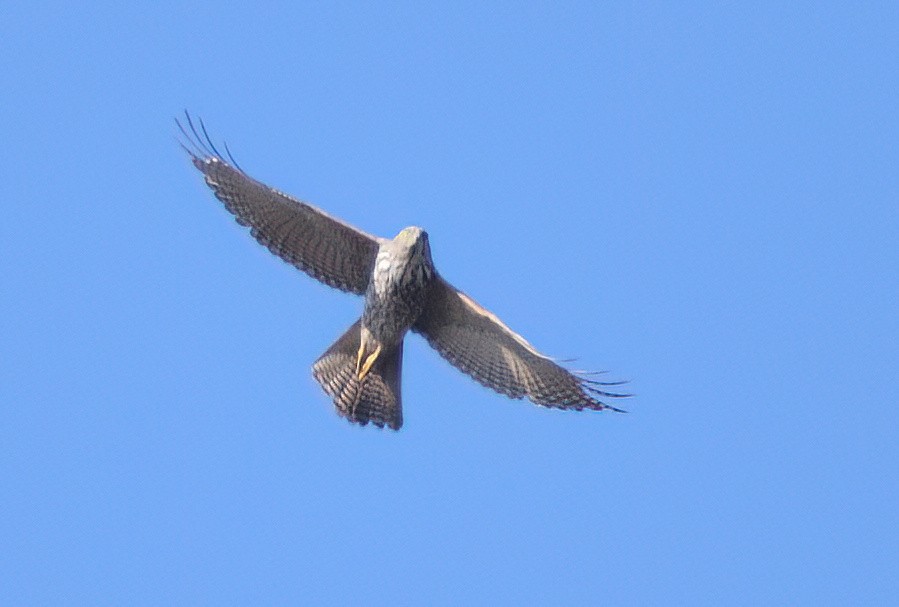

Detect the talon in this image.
[357,345,381,381]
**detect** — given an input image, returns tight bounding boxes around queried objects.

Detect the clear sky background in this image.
[2,2,896,604]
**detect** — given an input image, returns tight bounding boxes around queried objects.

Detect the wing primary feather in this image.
[584,383,632,400]
[175,115,204,159]
[178,112,247,176]
[582,377,630,387]
[184,111,214,159]
[223,140,245,173]
[198,115,227,161]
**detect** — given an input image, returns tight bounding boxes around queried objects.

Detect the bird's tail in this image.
[312,319,404,430]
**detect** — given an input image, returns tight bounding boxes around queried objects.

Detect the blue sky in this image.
[2,2,896,604]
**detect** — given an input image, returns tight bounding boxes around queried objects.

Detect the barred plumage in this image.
[312,320,404,430]
[181,113,627,430]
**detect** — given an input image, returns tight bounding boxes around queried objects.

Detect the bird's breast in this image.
[371,248,432,296]
[372,249,395,296]
[364,247,433,343]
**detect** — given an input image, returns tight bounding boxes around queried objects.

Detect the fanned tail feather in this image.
[312,320,404,430]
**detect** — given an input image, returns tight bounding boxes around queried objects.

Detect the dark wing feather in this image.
[414,277,627,412]
[180,116,380,295]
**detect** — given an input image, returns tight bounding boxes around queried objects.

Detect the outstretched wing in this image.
[179,114,381,295]
[414,277,627,412]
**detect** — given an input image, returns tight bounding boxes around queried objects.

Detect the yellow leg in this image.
[357,345,381,381]
[356,340,367,375]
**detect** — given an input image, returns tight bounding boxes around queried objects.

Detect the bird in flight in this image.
[179,113,626,430]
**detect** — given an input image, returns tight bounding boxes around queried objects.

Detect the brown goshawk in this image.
[179,115,626,430]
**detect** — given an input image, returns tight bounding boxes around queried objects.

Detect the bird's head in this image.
[394,226,433,265]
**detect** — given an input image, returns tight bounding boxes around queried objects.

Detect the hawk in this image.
[179,114,626,430]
